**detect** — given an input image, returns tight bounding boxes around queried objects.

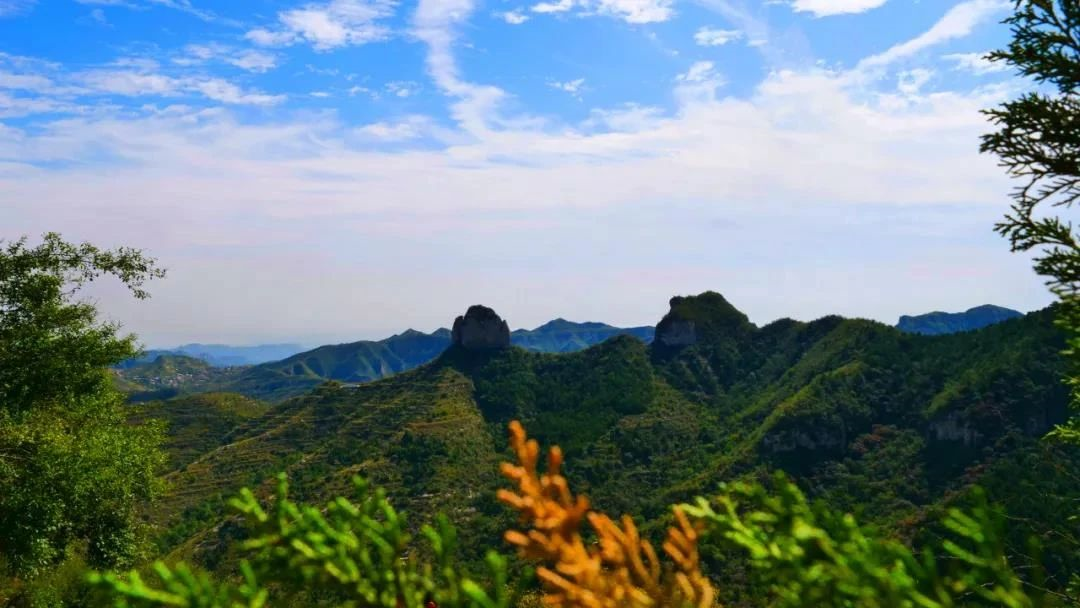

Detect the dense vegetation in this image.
[0,234,167,606]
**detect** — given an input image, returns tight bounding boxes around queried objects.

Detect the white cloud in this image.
[496,8,529,23]
[675,61,725,104]
[247,0,396,50]
[413,0,507,134]
[310,91,331,97]
[549,78,585,98]
[0,71,56,92]
[175,44,278,72]
[348,84,375,97]
[694,27,742,46]
[677,61,717,83]
[790,0,887,17]
[228,50,278,72]
[385,80,420,97]
[897,68,933,95]
[77,69,179,96]
[532,0,574,13]
[859,0,1009,69]
[193,79,283,105]
[354,115,433,141]
[944,51,1008,75]
[530,0,671,22]
[594,0,672,23]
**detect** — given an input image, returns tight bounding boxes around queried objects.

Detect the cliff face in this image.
[452,305,511,350]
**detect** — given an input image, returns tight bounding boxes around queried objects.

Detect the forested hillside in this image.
[142,292,1077,600]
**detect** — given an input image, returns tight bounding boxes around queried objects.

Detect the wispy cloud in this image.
[549,78,585,98]
[694,27,742,46]
[385,80,420,97]
[246,0,397,51]
[175,44,278,73]
[75,0,223,23]
[790,0,887,17]
[496,8,530,23]
[530,0,672,23]
[0,0,35,17]
[943,51,1008,75]
[858,0,1009,70]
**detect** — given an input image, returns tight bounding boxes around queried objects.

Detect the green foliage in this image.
[980,0,1080,439]
[685,474,1047,608]
[0,233,164,413]
[90,474,511,608]
[0,233,167,591]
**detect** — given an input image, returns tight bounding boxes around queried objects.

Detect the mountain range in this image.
[136,292,1079,599]
[118,320,655,402]
[118,306,1021,403]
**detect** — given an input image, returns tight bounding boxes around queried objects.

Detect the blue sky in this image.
[0,0,1051,346]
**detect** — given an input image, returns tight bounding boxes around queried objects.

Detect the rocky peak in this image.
[452,305,511,350]
[654,292,751,348]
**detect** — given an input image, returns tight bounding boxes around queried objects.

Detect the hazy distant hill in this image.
[896,304,1023,335]
[151,293,1078,593]
[510,319,653,352]
[170,343,306,366]
[120,343,306,368]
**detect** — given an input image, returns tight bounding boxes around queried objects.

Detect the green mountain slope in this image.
[147,293,1078,592]
[130,392,270,470]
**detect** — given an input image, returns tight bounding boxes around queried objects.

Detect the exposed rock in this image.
[452,305,511,350]
[656,319,697,347]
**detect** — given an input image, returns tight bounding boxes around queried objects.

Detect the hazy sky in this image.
[0,0,1053,347]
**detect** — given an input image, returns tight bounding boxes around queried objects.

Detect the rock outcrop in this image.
[452,305,511,350]
[655,318,697,347]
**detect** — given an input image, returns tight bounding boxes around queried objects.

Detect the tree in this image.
[980,0,1080,440]
[0,233,167,602]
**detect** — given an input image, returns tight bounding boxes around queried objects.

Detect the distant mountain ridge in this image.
[117,319,656,402]
[897,304,1024,335]
[122,343,307,368]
